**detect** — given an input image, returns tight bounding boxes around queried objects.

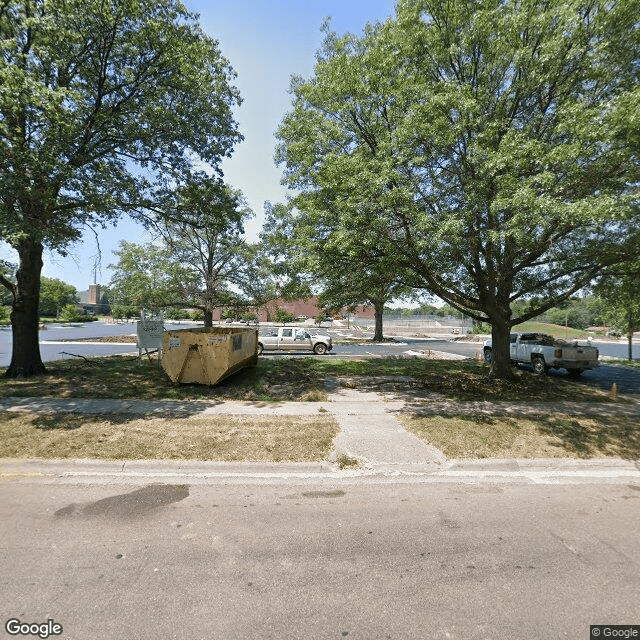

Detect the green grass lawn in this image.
[0,354,614,403]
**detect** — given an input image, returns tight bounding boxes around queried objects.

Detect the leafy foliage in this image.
[1,0,241,252]
[274,308,295,324]
[595,265,640,359]
[276,0,640,378]
[0,0,242,375]
[38,277,78,317]
[58,303,92,322]
[109,174,255,325]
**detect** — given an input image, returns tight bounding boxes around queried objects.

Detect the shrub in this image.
[164,307,184,320]
[275,308,295,324]
[58,304,93,322]
[472,321,491,334]
[111,304,140,321]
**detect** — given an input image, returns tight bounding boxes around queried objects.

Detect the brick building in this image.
[256,296,375,322]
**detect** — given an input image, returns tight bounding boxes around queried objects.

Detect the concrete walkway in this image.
[1,392,639,482]
[325,387,447,466]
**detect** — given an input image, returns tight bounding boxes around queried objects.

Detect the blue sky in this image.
[4,0,396,291]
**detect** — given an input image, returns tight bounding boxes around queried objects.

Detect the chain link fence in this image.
[348,314,473,336]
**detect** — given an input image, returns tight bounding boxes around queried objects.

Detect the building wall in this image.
[257,296,375,322]
[88,284,101,305]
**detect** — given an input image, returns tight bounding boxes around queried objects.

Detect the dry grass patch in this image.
[399,412,640,459]
[0,411,338,462]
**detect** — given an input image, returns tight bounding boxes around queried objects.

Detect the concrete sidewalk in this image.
[1,391,639,482]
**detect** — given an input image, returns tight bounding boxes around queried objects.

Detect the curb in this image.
[1,457,639,485]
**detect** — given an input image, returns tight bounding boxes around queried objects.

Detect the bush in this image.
[164,307,184,320]
[472,321,491,334]
[58,304,95,322]
[275,308,295,324]
[189,310,204,321]
[111,304,140,321]
[0,306,10,325]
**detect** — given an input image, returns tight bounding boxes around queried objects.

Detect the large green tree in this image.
[276,0,639,379]
[262,201,413,341]
[110,174,254,326]
[0,0,241,376]
[38,277,77,317]
[595,267,640,361]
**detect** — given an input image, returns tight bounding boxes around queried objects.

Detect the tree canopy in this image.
[109,174,253,326]
[595,265,640,360]
[0,0,242,375]
[38,277,77,317]
[276,0,640,378]
[262,201,414,340]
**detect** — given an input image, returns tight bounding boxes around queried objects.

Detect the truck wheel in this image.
[532,356,547,375]
[567,368,583,377]
[313,343,327,355]
[257,343,263,356]
[483,348,492,364]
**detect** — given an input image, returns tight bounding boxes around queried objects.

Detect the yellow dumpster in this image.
[162,327,258,385]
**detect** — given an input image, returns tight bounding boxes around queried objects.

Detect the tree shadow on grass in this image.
[535,414,640,459]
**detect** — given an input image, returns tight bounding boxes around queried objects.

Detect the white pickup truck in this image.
[257,326,333,355]
[483,332,599,376]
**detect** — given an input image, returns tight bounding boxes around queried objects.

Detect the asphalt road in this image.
[1,478,638,640]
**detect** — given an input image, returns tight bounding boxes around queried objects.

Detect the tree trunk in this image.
[373,302,384,342]
[5,238,46,378]
[489,316,513,380]
[203,308,213,328]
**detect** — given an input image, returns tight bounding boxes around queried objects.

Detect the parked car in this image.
[483,332,599,375]
[257,326,333,355]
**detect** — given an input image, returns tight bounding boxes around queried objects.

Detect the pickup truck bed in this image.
[483,332,599,375]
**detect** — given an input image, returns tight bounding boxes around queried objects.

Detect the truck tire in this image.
[313,343,327,355]
[483,347,492,364]
[532,356,547,375]
[257,343,263,356]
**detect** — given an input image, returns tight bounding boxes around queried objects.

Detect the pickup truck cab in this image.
[483,332,599,376]
[257,326,333,356]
